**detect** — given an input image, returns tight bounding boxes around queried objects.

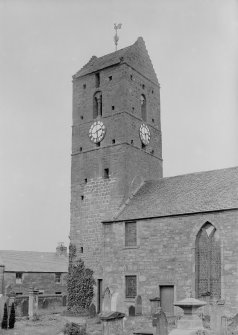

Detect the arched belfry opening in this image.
[195,222,221,301]
[140,94,146,121]
[93,91,102,118]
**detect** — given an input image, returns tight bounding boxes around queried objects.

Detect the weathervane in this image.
[114,23,122,51]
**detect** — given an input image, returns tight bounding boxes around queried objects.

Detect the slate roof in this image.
[73,37,159,85]
[111,167,238,222]
[0,250,68,273]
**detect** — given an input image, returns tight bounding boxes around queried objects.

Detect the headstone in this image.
[100,312,125,335]
[129,305,135,316]
[152,309,168,335]
[89,303,96,318]
[102,287,111,313]
[221,316,227,335]
[22,299,28,316]
[135,295,142,316]
[62,295,67,307]
[28,287,39,320]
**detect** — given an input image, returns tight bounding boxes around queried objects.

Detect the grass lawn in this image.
[0,313,66,335]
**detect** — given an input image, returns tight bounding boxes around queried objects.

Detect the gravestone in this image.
[62,295,67,307]
[152,309,168,335]
[129,305,135,316]
[221,316,227,335]
[135,295,142,316]
[89,303,96,318]
[102,287,111,313]
[22,299,28,316]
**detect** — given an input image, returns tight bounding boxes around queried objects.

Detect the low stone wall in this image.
[14,294,67,317]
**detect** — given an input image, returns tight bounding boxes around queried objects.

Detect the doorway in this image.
[160,285,174,316]
[97,279,103,313]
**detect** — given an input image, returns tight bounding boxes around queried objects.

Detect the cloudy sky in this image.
[0,0,237,252]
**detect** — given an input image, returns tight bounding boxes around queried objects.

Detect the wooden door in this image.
[97,279,103,313]
[160,285,174,316]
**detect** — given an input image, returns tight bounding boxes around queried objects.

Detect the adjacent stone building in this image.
[0,243,68,295]
[70,37,238,318]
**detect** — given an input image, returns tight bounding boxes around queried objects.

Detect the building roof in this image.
[110,166,238,222]
[0,250,68,273]
[73,37,159,85]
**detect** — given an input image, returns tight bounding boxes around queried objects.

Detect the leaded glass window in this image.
[125,221,137,247]
[125,275,137,298]
[195,223,221,300]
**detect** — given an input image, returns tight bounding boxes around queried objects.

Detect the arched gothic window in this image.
[195,222,221,301]
[93,92,102,119]
[140,94,146,121]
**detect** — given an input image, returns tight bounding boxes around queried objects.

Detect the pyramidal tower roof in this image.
[73,37,159,85]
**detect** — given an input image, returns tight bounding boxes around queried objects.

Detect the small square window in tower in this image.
[125,221,137,247]
[125,275,137,298]
[104,168,109,179]
[95,73,100,88]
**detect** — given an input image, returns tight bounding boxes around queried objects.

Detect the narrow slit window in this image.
[93,92,102,118]
[95,73,100,88]
[140,94,146,121]
[104,168,109,179]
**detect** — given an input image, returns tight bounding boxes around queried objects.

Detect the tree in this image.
[67,255,95,313]
[1,302,8,329]
[8,303,16,329]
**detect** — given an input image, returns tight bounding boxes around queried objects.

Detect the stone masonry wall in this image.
[103,209,238,317]
[70,51,163,296]
[3,272,67,295]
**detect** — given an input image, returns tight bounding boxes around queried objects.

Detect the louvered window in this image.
[125,221,137,247]
[125,276,137,298]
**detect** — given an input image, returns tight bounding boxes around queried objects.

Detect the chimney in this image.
[56,242,67,256]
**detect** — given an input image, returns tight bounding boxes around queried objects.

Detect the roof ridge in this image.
[153,166,238,182]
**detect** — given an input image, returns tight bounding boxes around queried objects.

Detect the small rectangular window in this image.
[55,273,61,283]
[125,221,137,247]
[109,76,112,81]
[83,84,86,89]
[55,291,62,295]
[112,106,115,110]
[95,73,100,88]
[16,292,23,296]
[125,275,137,298]
[104,168,109,179]
[16,272,23,284]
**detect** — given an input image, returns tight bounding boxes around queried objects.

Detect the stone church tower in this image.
[70,37,162,293]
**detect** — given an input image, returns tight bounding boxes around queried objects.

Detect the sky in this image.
[0,0,237,252]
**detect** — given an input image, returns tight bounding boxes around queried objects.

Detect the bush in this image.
[8,302,15,329]
[1,303,8,329]
[63,322,86,335]
[67,246,95,313]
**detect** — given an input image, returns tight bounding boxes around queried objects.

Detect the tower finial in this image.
[114,23,122,51]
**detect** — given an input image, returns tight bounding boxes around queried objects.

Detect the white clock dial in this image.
[89,121,106,143]
[139,123,151,145]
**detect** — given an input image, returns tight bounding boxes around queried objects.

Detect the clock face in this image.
[139,123,151,145]
[89,121,106,143]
